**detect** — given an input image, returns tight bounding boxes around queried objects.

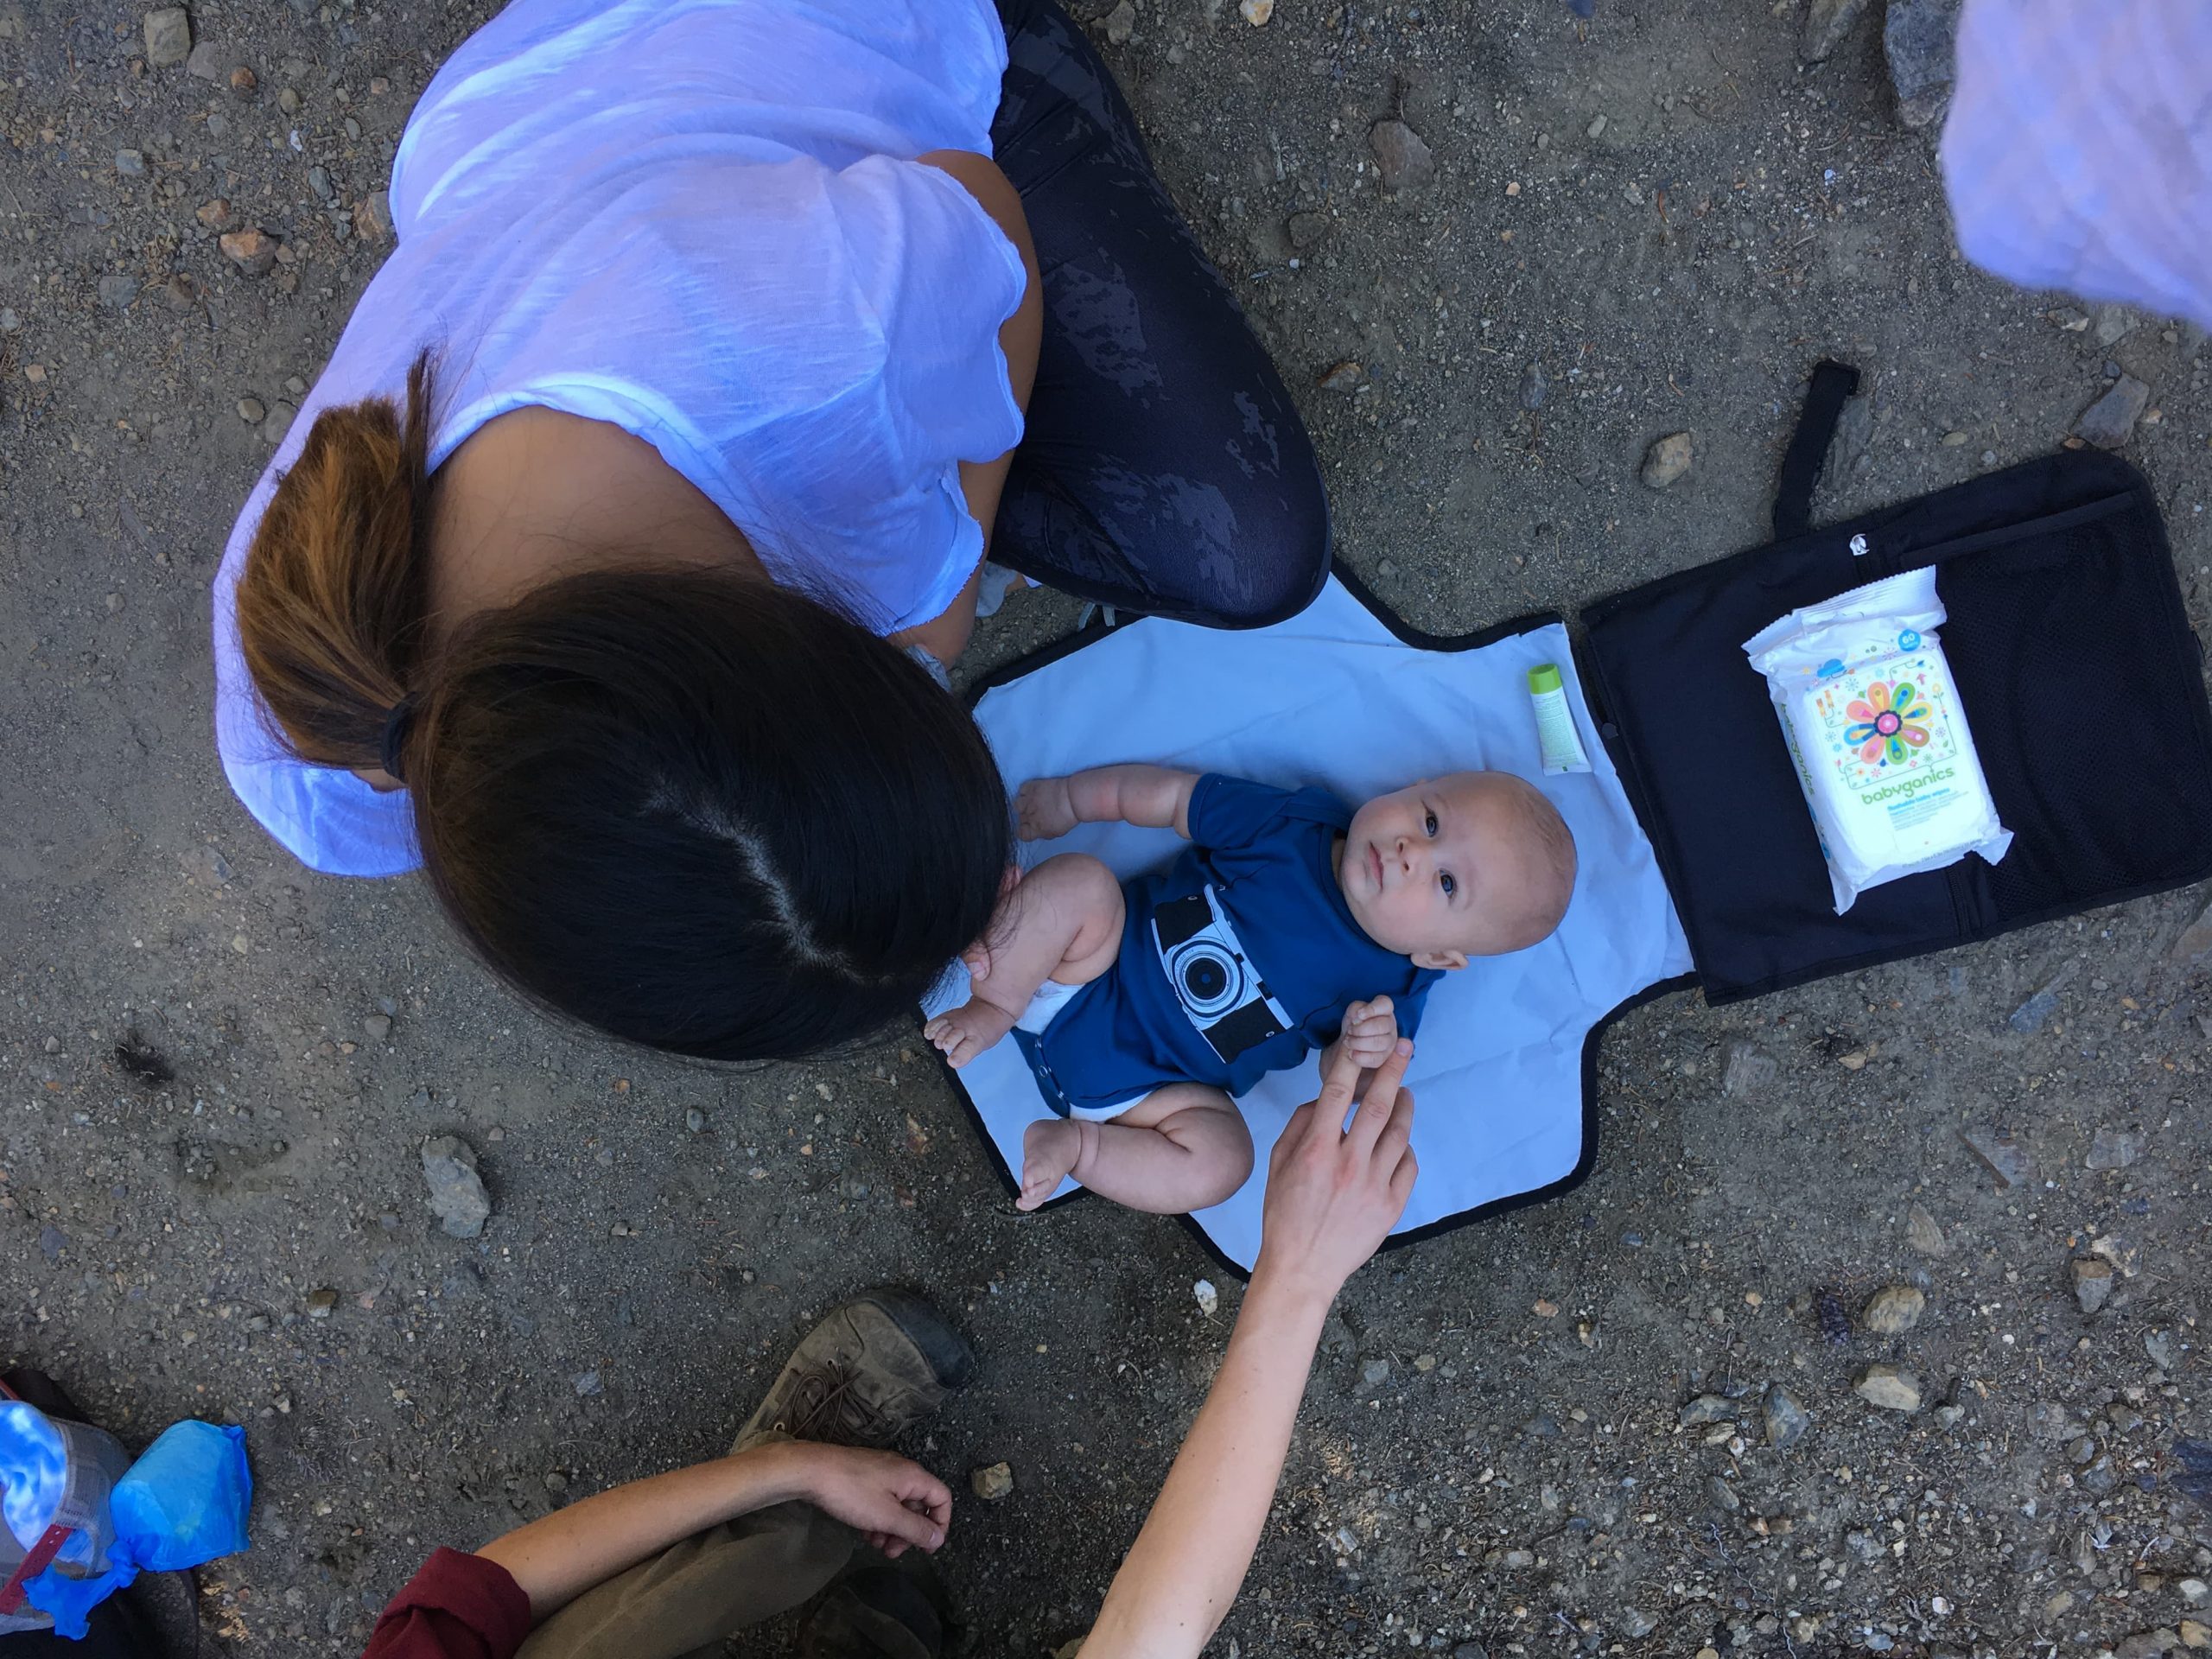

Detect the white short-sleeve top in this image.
[212,0,1025,875]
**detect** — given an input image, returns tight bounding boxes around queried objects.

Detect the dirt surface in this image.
[3,1,2210,1656]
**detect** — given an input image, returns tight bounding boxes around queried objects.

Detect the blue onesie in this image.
[1014,774,1442,1116]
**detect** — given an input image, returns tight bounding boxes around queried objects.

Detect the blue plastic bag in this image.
[22,1421,251,1637]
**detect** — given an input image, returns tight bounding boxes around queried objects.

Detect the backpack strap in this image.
[1772,359,1862,540]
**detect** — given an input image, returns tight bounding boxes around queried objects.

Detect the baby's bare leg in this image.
[925,854,1124,1067]
[1018,1084,1254,1215]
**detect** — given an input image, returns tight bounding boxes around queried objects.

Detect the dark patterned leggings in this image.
[988,0,1331,627]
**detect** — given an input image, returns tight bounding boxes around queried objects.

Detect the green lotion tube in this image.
[1528,664,1592,775]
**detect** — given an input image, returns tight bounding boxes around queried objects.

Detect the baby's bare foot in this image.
[1017,1117,1084,1211]
[924,999,1017,1068]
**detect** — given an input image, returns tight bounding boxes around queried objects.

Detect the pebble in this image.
[1860,1285,1925,1336]
[1905,1202,1947,1255]
[2086,1127,2143,1169]
[1618,1609,1657,1640]
[1958,1123,2031,1187]
[1883,0,1961,129]
[305,1287,340,1319]
[1941,429,1968,447]
[1368,119,1437,194]
[237,397,266,423]
[1317,360,1365,392]
[2145,1330,2177,1371]
[1800,0,1872,61]
[1705,1475,1740,1513]
[1586,113,1606,139]
[1238,0,1274,22]
[2075,376,2151,449]
[143,7,192,67]
[2183,1580,2209,1609]
[2072,1257,2115,1315]
[2007,972,2069,1033]
[353,189,395,242]
[1640,431,1694,488]
[0,308,17,334]
[1720,1042,1777,1096]
[1517,363,1548,411]
[219,227,279,276]
[115,149,146,177]
[1854,1363,1922,1412]
[97,272,140,311]
[2182,1620,2211,1650]
[684,1107,706,1134]
[197,198,236,231]
[2094,304,2139,347]
[363,1013,392,1042]
[1679,1395,1736,1427]
[2082,1454,2119,1495]
[1362,1358,1391,1388]
[278,86,302,114]
[1103,1,1135,46]
[231,65,257,96]
[1845,1528,1885,1563]
[309,165,335,202]
[2068,1434,2097,1465]
[970,1462,1014,1501]
[262,402,297,446]
[1764,1385,1811,1449]
[1193,1279,1217,1317]
[1287,210,1331,250]
[572,1370,602,1397]
[2113,1631,2176,1659]
[421,1135,493,1238]
[185,39,227,79]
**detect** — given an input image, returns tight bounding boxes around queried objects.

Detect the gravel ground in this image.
[3,2,2210,1656]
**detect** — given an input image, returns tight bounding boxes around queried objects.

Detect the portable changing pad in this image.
[926,575,1694,1271]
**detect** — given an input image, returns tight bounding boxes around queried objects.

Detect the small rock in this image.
[2177,1579,2208,1609]
[278,86,302,114]
[2086,1127,2143,1169]
[684,1107,706,1134]
[1705,1475,1740,1513]
[421,1135,493,1238]
[1800,0,1873,62]
[2113,1632,2173,1659]
[362,1013,392,1042]
[1193,1279,1218,1317]
[230,65,257,96]
[115,149,146,177]
[2075,376,2152,449]
[1517,363,1548,410]
[2094,304,2139,347]
[1832,392,1874,476]
[2178,1622,2210,1651]
[1102,0,1135,45]
[1722,1042,1777,1096]
[0,308,17,333]
[2171,897,2212,963]
[1287,210,1331,250]
[970,1461,1014,1501]
[97,271,140,310]
[2072,1257,2115,1315]
[1883,0,1961,129]
[1317,360,1365,392]
[1640,431,1694,488]
[1854,1363,1922,1412]
[1958,1124,2031,1187]
[2145,1330,2177,1371]
[306,1287,340,1319]
[1618,1609,1658,1640]
[308,165,334,202]
[572,1370,603,1397]
[2008,970,2070,1033]
[143,7,192,67]
[2050,307,2091,332]
[236,397,266,423]
[2068,1434,2098,1465]
[1238,0,1273,22]
[1845,1528,1885,1564]
[1764,1385,1811,1449]
[219,227,279,276]
[353,189,394,242]
[1861,1285,1925,1336]
[261,402,297,447]
[185,39,226,79]
[1586,113,1607,139]
[1905,1202,1948,1255]
[1369,119,1436,194]
[1678,1395,1736,1427]
[1362,1358,1391,1388]
[2081,1454,2119,1495]
[197,198,236,231]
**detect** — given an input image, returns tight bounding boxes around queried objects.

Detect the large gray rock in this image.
[143,7,191,67]
[1801,0,1872,62]
[1370,120,1436,195]
[2075,377,2151,448]
[422,1135,493,1238]
[1884,0,1962,130]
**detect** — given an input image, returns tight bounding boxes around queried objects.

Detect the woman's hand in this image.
[772,1444,951,1559]
[1252,1037,1418,1305]
[1016,776,1079,840]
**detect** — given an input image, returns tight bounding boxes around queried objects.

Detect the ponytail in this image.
[234,352,436,776]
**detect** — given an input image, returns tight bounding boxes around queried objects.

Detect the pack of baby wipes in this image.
[1744,567,2012,913]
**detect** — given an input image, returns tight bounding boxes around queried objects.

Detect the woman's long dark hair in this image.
[234,356,1011,1059]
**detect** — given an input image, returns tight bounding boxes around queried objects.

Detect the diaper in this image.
[1014,977,1083,1036]
[1744,567,2013,913]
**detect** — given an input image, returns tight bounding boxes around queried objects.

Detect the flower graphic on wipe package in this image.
[1811,664,1954,781]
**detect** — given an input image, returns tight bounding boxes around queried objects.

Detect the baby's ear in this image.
[1412,948,1468,972]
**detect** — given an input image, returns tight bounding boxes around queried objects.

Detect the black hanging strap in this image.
[1771,359,1862,542]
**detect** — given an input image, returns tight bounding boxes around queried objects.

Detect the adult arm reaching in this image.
[1078,1037,1421,1659]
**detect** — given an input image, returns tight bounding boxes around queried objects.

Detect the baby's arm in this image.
[1017,766,1202,841]
[1317,997,1400,1087]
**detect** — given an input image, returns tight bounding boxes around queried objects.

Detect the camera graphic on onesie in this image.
[1150,886,1294,1065]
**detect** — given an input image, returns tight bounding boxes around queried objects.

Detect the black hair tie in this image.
[378,696,417,784]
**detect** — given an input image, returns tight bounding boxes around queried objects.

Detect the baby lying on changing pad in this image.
[926,765,1577,1216]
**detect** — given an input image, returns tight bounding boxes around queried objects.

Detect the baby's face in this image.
[1338,772,1541,968]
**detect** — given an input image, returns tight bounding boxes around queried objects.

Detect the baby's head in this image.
[1338,771,1577,968]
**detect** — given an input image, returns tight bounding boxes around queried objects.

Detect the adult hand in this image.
[776,1444,951,1559]
[1252,1037,1417,1303]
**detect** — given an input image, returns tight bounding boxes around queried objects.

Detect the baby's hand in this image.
[1015,777,1078,841]
[1338,997,1400,1070]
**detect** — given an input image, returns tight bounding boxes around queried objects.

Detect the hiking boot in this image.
[795,1560,948,1659]
[734,1289,976,1452]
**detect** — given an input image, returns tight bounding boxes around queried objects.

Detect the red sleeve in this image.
[361,1548,533,1659]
